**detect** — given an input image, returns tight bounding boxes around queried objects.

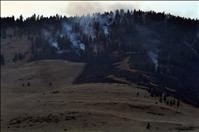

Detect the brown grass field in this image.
[1,59,199,132]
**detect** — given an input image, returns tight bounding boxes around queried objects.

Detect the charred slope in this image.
[1,10,199,106]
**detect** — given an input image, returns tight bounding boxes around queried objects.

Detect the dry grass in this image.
[1,60,199,132]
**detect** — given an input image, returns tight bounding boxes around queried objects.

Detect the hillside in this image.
[1,9,199,132]
[1,56,198,132]
[1,10,199,106]
[1,81,199,132]
[1,60,85,93]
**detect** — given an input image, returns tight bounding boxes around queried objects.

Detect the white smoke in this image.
[62,22,85,52]
[78,15,96,39]
[41,20,86,54]
[103,26,109,36]
[62,23,78,47]
[41,29,59,49]
[148,51,158,71]
[79,43,85,50]
[77,13,111,39]
[49,38,59,49]
[98,17,110,37]
[66,1,138,17]
[41,13,114,54]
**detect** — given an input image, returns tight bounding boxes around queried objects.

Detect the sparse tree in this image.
[163,94,167,102]
[172,99,176,105]
[166,101,169,105]
[159,96,162,103]
[169,100,173,106]
[177,100,180,108]
[27,82,30,87]
[146,122,151,129]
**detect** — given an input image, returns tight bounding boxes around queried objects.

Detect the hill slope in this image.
[1,9,199,132]
[1,10,199,106]
[1,82,199,132]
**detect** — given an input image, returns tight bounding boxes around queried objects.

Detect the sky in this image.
[1,1,199,19]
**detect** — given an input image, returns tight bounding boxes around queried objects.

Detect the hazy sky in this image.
[1,1,199,19]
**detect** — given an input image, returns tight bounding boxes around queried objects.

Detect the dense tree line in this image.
[1,10,198,30]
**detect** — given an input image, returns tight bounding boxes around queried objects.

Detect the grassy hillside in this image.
[1,60,85,93]
[1,9,199,132]
[1,82,199,132]
[1,60,199,132]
